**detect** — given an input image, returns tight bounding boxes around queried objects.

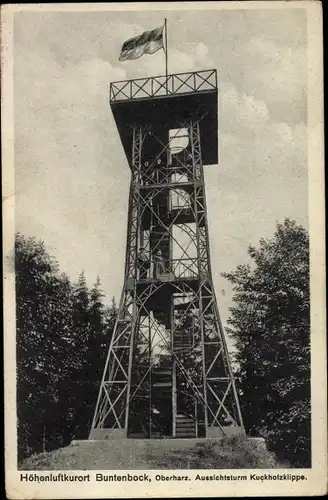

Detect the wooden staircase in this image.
[152,367,172,399]
[175,414,196,438]
[173,330,194,352]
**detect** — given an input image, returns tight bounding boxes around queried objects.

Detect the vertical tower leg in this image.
[190,120,244,436]
[89,127,143,439]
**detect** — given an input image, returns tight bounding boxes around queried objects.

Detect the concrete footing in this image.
[88,426,245,441]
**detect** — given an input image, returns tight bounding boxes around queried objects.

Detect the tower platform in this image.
[110,69,218,168]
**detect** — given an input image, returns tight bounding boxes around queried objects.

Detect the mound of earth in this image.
[20,436,277,471]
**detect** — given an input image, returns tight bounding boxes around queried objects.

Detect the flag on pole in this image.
[119,26,165,61]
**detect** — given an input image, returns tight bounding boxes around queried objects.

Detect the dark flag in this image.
[119,26,164,61]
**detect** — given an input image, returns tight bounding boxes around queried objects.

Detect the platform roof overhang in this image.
[109,70,218,168]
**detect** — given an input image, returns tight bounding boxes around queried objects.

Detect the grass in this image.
[147,436,278,469]
[20,435,278,470]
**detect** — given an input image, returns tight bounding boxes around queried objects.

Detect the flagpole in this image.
[164,18,168,94]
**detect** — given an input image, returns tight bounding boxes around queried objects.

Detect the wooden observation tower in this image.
[89,70,244,440]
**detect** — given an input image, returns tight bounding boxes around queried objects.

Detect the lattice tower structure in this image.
[89,70,245,440]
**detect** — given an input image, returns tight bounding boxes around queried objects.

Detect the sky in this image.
[14,6,308,329]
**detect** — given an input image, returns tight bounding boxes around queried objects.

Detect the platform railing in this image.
[110,69,217,102]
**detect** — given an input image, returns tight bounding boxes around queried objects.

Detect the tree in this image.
[73,271,90,335]
[105,296,118,331]
[223,219,310,467]
[15,234,76,458]
[75,278,106,437]
[89,276,104,334]
[16,233,118,458]
[70,280,118,440]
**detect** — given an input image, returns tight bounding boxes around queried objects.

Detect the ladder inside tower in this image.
[172,291,205,438]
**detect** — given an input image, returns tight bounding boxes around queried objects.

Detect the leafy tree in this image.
[16,233,118,459]
[16,234,76,458]
[223,219,310,467]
